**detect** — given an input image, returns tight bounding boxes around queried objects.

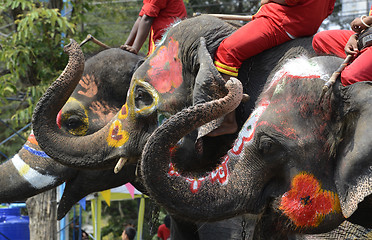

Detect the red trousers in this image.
[313,30,372,86]
[214,17,292,77]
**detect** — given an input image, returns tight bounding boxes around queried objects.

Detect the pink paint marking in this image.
[148,38,183,93]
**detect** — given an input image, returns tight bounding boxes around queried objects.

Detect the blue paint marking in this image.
[23,145,50,158]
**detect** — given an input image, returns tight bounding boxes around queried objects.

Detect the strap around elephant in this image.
[357,27,372,50]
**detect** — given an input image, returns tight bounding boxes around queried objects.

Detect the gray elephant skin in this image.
[1,44,249,239]
[0,48,143,219]
[30,16,372,238]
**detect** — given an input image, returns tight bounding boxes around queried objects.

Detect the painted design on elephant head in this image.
[166,56,336,195]
[58,97,89,136]
[107,119,129,148]
[118,104,129,120]
[168,154,230,193]
[77,74,98,98]
[279,172,341,228]
[232,101,269,155]
[90,100,118,125]
[147,37,183,93]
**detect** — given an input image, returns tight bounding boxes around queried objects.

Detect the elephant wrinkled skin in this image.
[30,15,372,238]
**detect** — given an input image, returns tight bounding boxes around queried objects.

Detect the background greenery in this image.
[0,0,355,238]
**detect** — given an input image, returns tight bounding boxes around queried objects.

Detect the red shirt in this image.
[140,0,187,54]
[253,0,335,38]
[157,224,170,240]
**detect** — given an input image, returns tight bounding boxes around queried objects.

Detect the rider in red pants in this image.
[312,7,372,86]
[210,0,336,136]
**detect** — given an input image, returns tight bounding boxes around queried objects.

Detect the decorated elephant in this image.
[139,39,372,236]
[0,48,144,218]
[1,44,254,239]
[30,15,372,238]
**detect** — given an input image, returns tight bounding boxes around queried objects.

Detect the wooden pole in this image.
[193,12,252,21]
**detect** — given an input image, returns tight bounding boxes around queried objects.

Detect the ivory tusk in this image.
[114,157,128,174]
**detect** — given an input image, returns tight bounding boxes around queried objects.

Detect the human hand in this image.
[120,44,138,54]
[344,34,359,56]
[350,16,369,33]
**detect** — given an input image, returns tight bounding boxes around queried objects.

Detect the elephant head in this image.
[31,16,241,171]
[0,46,144,219]
[32,15,315,172]
[140,52,372,235]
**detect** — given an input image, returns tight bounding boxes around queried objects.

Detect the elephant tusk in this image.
[114,157,128,174]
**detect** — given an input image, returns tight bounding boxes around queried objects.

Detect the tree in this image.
[0,1,75,239]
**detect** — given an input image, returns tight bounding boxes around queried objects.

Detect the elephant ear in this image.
[193,37,227,138]
[335,81,372,219]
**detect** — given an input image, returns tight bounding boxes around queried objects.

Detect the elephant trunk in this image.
[0,140,74,203]
[32,40,115,168]
[141,78,256,221]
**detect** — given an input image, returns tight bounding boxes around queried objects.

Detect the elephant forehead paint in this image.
[147,37,183,93]
[279,172,341,228]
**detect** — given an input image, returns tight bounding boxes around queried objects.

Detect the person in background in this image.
[210,0,336,137]
[122,226,136,240]
[157,215,171,240]
[312,7,372,86]
[120,0,187,55]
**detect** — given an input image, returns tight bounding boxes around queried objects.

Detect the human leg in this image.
[210,18,290,136]
[312,30,354,58]
[341,46,372,86]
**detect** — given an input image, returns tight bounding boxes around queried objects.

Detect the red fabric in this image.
[313,6,372,86]
[312,29,353,59]
[157,224,170,240]
[253,0,335,38]
[214,0,335,75]
[341,47,372,86]
[140,0,187,54]
[313,29,372,86]
[214,17,291,76]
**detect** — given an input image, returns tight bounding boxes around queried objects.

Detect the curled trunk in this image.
[141,78,256,221]
[32,40,115,168]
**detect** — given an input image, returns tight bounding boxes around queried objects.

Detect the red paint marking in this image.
[111,125,123,141]
[27,133,38,145]
[279,173,339,227]
[56,110,62,129]
[257,121,297,139]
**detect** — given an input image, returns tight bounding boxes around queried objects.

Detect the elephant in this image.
[139,42,372,236]
[1,43,256,239]
[0,47,144,219]
[30,15,372,238]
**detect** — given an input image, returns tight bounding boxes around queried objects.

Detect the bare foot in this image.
[207,111,238,137]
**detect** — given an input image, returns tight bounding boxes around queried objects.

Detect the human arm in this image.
[122,16,141,47]
[120,14,154,54]
[350,15,372,33]
[261,0,288,5]
[344,33,359,56]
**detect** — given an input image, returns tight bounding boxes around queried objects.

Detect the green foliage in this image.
[0,0,75,161]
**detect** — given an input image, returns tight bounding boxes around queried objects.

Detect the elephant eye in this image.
[66,116,83,129]
[61,114,89,136]
[135,88,153,107]
[258,135,274,155]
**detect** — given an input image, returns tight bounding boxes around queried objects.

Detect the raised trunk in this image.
[32,40,115,168]
[141,78,258,221]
